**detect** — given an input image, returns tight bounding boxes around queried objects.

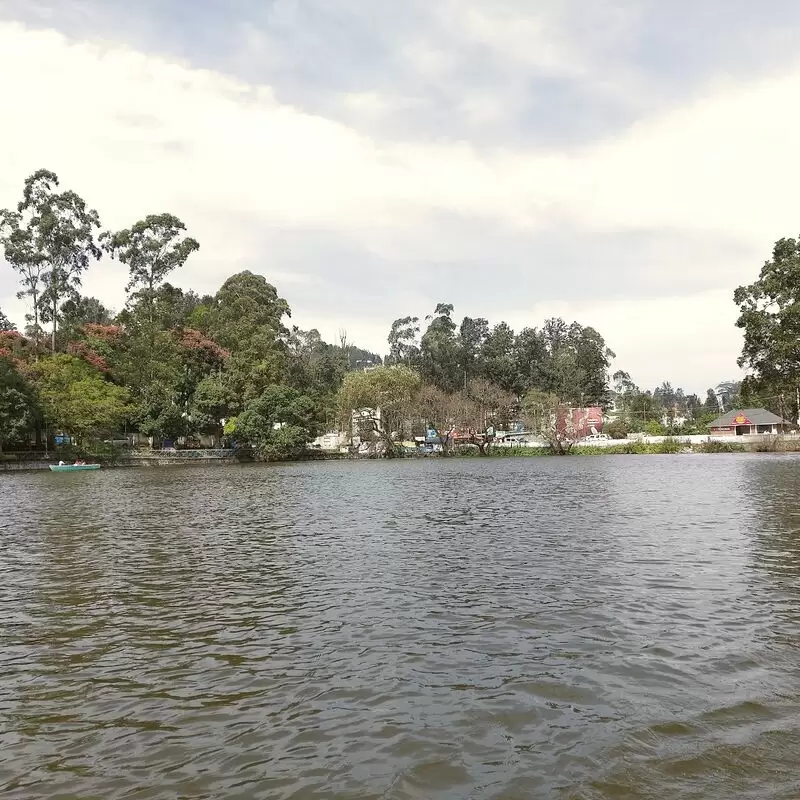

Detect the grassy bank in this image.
[459,438,748,457]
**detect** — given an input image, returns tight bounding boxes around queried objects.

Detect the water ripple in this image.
[1,455,800,798]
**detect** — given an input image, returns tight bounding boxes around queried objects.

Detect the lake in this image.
[1,455,800,798]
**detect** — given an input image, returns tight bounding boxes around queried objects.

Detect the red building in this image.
[558,406,603,439]
[709,408,792,436]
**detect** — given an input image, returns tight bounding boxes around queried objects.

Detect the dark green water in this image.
[2,455,800,799]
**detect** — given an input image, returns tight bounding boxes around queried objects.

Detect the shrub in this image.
[657,437,685,454]
[605,419,630,439]
[753,436,780,452]
[697,439,745,453]
[644,419,665,436]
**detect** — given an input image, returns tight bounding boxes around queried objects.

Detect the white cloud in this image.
[0,18,796,391]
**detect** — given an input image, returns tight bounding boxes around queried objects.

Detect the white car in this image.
[580,433,610,443]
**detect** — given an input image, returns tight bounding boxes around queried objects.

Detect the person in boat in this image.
[74,459,86,466]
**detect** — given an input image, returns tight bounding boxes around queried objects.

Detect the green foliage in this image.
[232,385,318,460]
[658,437,685,454]
[2,170,102,352]
[698,439,745,453]
[337,366,421,453]
[101,213,199,304]
[204,271,290,400]
[387,316,421,366]
[734,237,800,390]
[0,308,14,332]
[29,354,131,439]
[285,327,346,397]
[605,419,630,439]
[134,380,187,442]
[0,358,36,450]
[644,419,665,436]
[387,306,615,405]
[58,295,113,343]
[341,344,382,370]
[571,439,689,455]
[419,303,461,392]
[189,375,234,437]
[6,167,707,462]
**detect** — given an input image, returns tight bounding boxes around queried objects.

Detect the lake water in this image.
[1,455,800,799]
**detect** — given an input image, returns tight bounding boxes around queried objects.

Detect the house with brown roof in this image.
[708,408,793,436]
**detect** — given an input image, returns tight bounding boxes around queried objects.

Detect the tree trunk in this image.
[373,420,398,458]
[51,296,57,353]
[32,288,40,359]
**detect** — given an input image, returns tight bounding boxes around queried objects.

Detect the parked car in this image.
[580,433,610,443]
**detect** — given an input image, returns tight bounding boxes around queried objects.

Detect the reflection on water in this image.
[2,456,800,798]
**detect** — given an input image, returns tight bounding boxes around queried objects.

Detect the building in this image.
[708,408,792,436]
[559,406,603,439]
[310,431,346,451]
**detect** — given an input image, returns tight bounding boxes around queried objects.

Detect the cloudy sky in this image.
[1,1,799,393]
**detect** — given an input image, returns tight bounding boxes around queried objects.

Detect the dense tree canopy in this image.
[28,355,131,439]
[0,308,14,332]
[1,165,745,460]
[0,357,35,452]
[733,235,800,417]
[0,170,102,353]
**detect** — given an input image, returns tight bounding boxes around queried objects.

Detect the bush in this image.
[605,419,630,439]
[752,436,780,452]
[644,419,666,436]
[573,441,651,455]
[697,439,745,453]
[751,435,800,453]
[656,437,685,454]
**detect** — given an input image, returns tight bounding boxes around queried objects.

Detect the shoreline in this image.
[3,438,798,472]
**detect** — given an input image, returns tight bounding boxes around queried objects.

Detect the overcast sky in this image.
[2,1,799,393]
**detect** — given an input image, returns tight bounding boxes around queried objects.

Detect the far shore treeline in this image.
[0,169,793,459]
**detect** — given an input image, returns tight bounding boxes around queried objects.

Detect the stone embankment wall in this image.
[1,450,239,472]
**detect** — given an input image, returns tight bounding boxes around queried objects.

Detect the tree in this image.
[0,308,15,332]
[419,303,461,392]
[414,384,460,454]
[0,358,36,452]
[1,198,45,351]
[461,379,515,455]
[605,419,629,439]
[2,170,102,353]
[285,326,346,395]
[571,324,615,408]
[28,354,131,440]
[58,295,113,345]
[175,328,229,409]
[522,390,587,455]
[513,326,548,395]
[704,389,721,414]
[535,319,614,406]
[205,271,291,400]
[612,370,636,396]
[337,366,421,455]
[481,322,518,394]
[231,385,318,460]
[101,213,199,322]
[734,235,800,398]
[0,329,33,362]
[135,380,188,444]
[341,343,382,371]
[189,375,234,445]
[387,316,420,366]
[459,316,489,388]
